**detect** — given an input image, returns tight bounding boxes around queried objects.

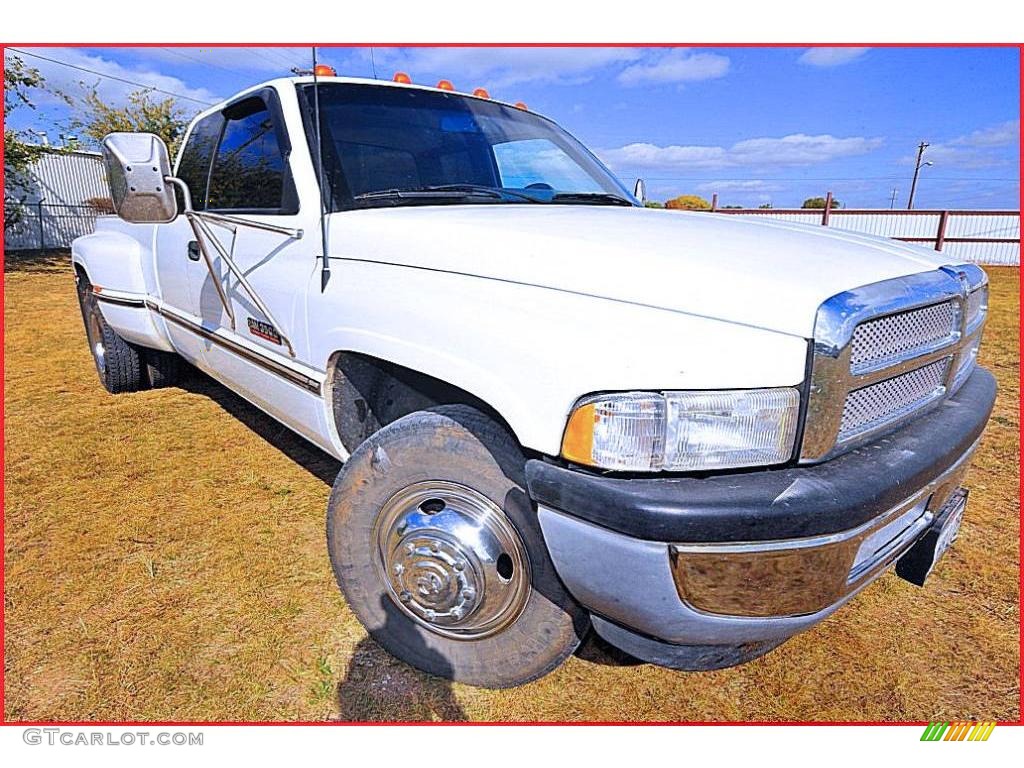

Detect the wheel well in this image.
[73,262,91,298]
[326,351,517,454]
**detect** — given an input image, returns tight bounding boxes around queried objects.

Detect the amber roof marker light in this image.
[313,64,336,77]
[472,88,490,99]
[393,71,412,84]
[437,79,455,91]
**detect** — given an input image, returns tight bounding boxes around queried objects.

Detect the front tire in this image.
[327,405,589,688]
[76,275,146,394]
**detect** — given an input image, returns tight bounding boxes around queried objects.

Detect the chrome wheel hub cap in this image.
[374,481,530,639]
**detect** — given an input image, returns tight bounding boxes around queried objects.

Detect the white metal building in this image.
[4,147,109,250]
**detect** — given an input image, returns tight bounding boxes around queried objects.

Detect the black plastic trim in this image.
[93,293,145,308]
[526,367,996,543]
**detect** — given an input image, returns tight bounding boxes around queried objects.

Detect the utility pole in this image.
[889,188,899,209]
[907,141,931,209]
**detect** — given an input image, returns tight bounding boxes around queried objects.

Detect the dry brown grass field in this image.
[3,252,1019,722]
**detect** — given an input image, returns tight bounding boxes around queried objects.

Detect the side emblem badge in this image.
[247,317,282,345]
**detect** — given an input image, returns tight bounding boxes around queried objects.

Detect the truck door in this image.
[153,111,224,365]
[188,90,325,443]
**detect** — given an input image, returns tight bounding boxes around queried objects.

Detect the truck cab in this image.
[72,74,995,688]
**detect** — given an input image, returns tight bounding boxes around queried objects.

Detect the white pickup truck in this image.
[72,73,995,688]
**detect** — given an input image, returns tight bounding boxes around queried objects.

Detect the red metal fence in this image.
[706,193,1020,266]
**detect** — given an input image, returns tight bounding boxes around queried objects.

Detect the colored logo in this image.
[921,721,996,741]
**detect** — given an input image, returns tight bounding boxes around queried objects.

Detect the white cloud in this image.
[730,134,884,165]
[360,47,644,89]
[950,119,1019,148]
[798,47,870,67]
[616,48,730,86]
[600,133,884,171]
[602,143,728,170]
[901,120,1019,168]
[8,47,222,111]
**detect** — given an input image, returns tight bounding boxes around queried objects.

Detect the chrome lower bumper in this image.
[669,440,975,619]
[537,439,978,651]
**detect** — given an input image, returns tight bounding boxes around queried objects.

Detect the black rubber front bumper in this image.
[526,368,997,543]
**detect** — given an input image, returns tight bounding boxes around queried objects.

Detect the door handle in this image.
[187,240,201,261]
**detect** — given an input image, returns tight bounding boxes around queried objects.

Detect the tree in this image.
[801,196,842,210]
[4,56,49,232]
[664,194,711,211]
[643,200,664,209]
[74,87,190,158]
[758,202,773,209]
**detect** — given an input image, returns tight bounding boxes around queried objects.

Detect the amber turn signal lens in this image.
[437,79,455,91]
[393,71,412,84]
[313,64,336,77]
[473,87,490,98]
[514,101,528,110]
[561,403,596,465]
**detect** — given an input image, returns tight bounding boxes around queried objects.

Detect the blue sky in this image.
[5,45,1020,208]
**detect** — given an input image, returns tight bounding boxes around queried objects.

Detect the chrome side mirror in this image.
[101,132,178,223]
[633,178,647,205]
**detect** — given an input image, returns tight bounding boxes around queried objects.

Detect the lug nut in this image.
[393,563,404,575]
[453,560,465,571]
[399,591,411,602]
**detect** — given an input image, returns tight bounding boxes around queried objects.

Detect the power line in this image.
[249,47,305,70]
[7,47,216,106]
[163,46,313,80]
[158,47,249,77]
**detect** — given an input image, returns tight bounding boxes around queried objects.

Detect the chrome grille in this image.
[849,301,958,373]
[952,329,983,392]
[801,264,988,463]
[966,286,988,328]
[840,358,950,438]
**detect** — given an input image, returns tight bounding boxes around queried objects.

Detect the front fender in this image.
[310,260,810,456]
[71,220,155,295]
[72,221,170,351]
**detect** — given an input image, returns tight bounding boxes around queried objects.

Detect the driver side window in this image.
[207,97,290,213]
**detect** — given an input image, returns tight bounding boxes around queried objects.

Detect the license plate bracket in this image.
[896,488,968,587]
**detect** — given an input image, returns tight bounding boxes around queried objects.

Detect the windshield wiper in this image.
[353,184,542,205]
[353,187,502,203]
[424,184,541,203]
[550,192,635,207]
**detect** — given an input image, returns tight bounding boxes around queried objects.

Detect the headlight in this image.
[561,388,800,472]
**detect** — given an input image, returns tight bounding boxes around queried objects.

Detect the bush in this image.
[665,194,711,211]
[801,196,841,209]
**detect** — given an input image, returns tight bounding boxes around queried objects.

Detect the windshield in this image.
[298,83,635,210]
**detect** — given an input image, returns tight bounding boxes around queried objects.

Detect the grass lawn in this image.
[3,251,1019,721]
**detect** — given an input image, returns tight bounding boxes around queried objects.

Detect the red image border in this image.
[1,41,1021,727]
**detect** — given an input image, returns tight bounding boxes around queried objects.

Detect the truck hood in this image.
[329,205,950,338]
